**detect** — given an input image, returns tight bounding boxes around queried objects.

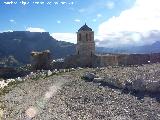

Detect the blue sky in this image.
[1,0,160,47]
[0,0,134,32]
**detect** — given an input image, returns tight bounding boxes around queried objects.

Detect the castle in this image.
[30,23,160,69]
[64,24,160,68]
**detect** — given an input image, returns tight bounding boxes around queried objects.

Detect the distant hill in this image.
[96,41,160,54]
[0,31,76,66]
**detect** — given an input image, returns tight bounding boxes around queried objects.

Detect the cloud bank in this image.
[51,33,76,43]
[26,27,46,32]
[97,0,160,48]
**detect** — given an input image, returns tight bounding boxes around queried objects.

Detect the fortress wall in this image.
[51,62,65,69]
[150,53,160,63]
[93,55,118,67]
[64,55,79,68]
[65,54,94,68]
[117,54,150,65]
[64,53,160,68]
[94,53,160,67]
[123,53,160,65]
[99,55,118,66]
[116,55,128,66]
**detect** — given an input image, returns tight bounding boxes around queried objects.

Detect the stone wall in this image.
[94,53,160,67]
[92,55,118,67]
[0,67,16,78]
[31,50,51,70]
[118,53,160,65]
[64,53,160,68]
[65,54,94,68]
[150,53,160,63]
[51,62,65,70]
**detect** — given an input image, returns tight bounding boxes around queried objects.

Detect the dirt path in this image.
[0,75,70,120]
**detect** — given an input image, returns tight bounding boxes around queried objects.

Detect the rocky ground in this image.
[0,64,160,120]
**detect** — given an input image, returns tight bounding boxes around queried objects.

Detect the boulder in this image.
[131,79,146,91]
[47,70,52,76]
[131,79,160,92]
[82,72,96,81]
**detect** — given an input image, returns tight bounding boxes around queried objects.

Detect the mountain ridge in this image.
[96,41,160,54]
[0,31,76,66]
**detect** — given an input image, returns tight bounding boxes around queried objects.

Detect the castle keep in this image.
[65,24,160,68]
[76,23,95,56]
[65,24,95,67]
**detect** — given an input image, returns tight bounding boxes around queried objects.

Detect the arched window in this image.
[79,33,81,41]
[89,34,92,41]
[86,33,88,41]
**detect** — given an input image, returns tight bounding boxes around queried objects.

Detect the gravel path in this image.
[0,75,71,120]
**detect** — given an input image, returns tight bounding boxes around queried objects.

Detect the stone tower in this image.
[64,23,95,67]
[76,23,95,56]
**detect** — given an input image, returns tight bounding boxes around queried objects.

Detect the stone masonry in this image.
[31,50,51,70]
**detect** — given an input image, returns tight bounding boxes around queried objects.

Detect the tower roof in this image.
[78,23,92,32]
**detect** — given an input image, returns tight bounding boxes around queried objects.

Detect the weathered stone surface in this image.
[131,79,146,91]
[31,50,51,70]
[146,80,160,92]
[131,79,160,92]
[47,70,52,76]
[82,72,95,81]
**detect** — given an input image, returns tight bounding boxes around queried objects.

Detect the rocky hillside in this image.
[0,64,160,120]
[0,31,76,66]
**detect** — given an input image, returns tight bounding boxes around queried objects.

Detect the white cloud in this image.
[97,0,160,47]
[51,33,76,43]
[7,30,13,32]
[79,8,85,13]
[92,19,97,22]
[0,30,13,33]
[57,20,61,24]
[74,19,81,22]
[106,1,115,9]
[26,27,46,32]
[9,19,16,23]
[97,14,102,18]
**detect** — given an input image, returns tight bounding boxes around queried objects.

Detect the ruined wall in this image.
[0,67,16,78]
[96,53,160,67]
[64,55,79,68]
[118,53,160,65]
[93,55,118,67]
[64,53,160,68]
[51,62,65,70]
[31,50,51,70]
[64,54,94,68]
[150,53,160,63]
[124,54,150,65]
